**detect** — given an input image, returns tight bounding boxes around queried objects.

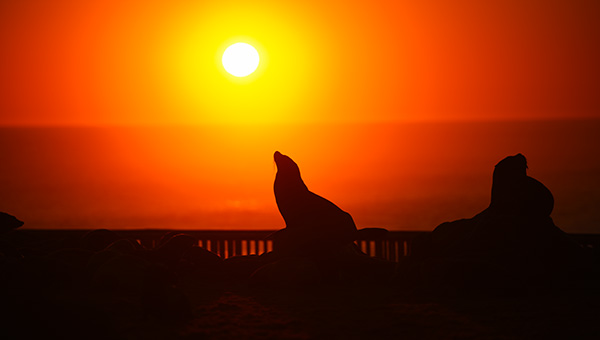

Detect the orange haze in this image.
[0,0,599,125]
[1,121,599,232]
[0,1,599,232]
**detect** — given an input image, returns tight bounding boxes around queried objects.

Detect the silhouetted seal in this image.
[0,212,23,233]
[417,153,588,290]
[272,151,357,256]
[488,153,554,217]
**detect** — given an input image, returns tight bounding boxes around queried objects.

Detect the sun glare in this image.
[222,42,260,77]
[159,4,320,123]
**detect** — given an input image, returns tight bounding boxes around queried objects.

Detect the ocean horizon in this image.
[2,119,599,233]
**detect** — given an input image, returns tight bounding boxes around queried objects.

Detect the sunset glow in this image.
[1,1,598,126]
[1,2,599,338]
[0,0,598,232]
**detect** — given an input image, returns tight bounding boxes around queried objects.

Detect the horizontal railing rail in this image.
[17,229,600,262]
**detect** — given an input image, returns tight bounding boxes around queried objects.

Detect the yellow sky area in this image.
[12,0,350,125]
[0,0,598,125]
[157,4,325,124]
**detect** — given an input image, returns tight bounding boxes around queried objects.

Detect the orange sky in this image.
[1,1,599,232]
[0,0,598,125]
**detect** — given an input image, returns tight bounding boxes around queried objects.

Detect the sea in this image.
[1,119,598,233]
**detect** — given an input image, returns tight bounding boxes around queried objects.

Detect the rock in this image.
[91,253,152,294]
[148,233,199,264]
[221,254,265,281]
[80,229,121,252]
[104,238,140,254]
[249,257,322,288]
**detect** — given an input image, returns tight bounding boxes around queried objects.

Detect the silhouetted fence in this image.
[124,230,276,258]
[20,229,600,262]
[355,230,425,262]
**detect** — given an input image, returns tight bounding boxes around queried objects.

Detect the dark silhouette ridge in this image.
[1,227,217,338]
[412,154,590,292]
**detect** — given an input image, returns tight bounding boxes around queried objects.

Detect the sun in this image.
[221,43,260,77]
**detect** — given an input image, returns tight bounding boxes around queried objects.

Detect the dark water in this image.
[0,120,598,232]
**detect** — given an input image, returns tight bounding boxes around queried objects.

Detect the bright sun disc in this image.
[222,43,259,77]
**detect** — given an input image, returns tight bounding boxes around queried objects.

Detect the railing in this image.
[122,230,276,258]
[118,229,429,262]
[19,229,600,262]
[355,230,425,262]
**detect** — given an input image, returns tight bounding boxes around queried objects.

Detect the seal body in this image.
[0,212,24,233]
[489,154,554,217]
[273,151,357,255]
[415,154,587,290]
